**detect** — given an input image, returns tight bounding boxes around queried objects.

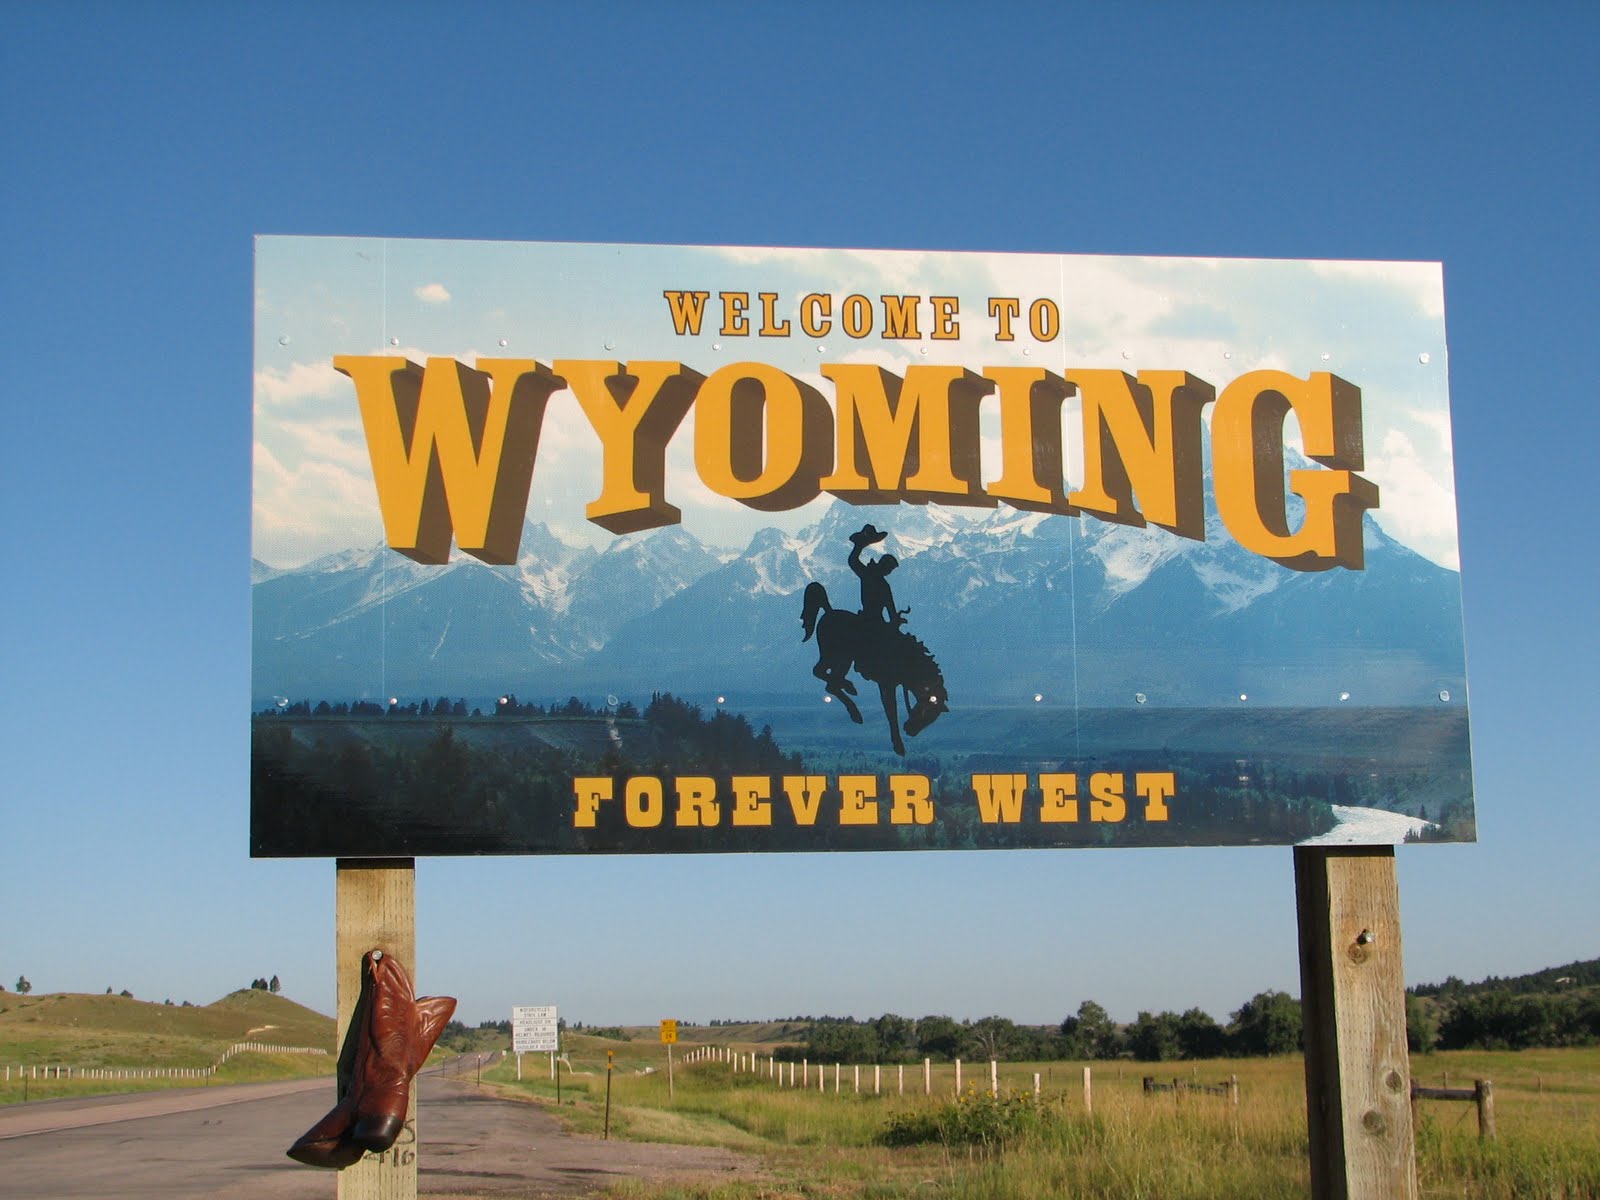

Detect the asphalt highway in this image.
[0,1060,758,1198]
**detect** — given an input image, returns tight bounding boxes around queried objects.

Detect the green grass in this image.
[0,988,334,1053]
[0,989,336,1104]
[480,1040,1600,1199]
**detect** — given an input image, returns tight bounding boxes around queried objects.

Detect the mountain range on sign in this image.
[252,487,1468,712]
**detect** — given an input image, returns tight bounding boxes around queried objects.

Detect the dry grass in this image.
[487,1042,1600,1199]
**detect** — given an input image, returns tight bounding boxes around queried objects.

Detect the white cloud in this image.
[1366,427,1460,570]
[415,282,452,304]
[253,359,345,408]
[1308,259,1445,319]
[273,412,372,475]
[251,440,382,568]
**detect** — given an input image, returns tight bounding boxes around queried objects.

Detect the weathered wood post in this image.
[1409,1078,1495,1140]
[1474,1079,1496,1142]
[336,857,417,1200]
[1294,846,1417,1200]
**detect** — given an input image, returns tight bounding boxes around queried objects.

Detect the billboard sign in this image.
[252,237,1473,857]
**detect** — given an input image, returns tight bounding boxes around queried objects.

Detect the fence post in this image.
[989,1060,998,1097]
[1034,1072,1041,1096]
[1083,1066,1092,1114]
[954,1058,962,1095]
[1474,1080,1496,1142]
[924,1058,931,1096]
[1230,1074,1240,1106]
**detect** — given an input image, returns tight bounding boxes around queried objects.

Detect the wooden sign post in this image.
[335,857,418,1200]
[660,1019,677,1099]
[1294,846,1417,1200]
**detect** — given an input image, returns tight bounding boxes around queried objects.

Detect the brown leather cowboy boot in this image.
[349,951,455,1151]
[287,950,456,1167]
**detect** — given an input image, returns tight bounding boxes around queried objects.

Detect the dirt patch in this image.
[419,1079,766,1197]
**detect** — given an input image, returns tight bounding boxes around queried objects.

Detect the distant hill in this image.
[613,1020,811,1046]
[0,989,334,1065]
[1410,957,1600,999]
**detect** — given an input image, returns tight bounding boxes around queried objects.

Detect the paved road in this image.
[0,1064,759,1198]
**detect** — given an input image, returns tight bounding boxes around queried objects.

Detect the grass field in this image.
[6,1000,1596,1196]
[485,1035,1600,1199]
[0,988,335,1104]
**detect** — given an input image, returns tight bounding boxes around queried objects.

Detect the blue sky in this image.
[4,3,1596,1028]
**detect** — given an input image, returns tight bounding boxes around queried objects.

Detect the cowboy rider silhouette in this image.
[848,525,906,628]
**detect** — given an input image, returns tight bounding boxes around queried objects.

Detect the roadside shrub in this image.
[880,1086,1059,1149]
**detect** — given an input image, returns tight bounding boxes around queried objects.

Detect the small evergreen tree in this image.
[15,975,30,994]
[269,975,281,994]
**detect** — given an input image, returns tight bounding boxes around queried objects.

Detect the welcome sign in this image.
[251,237,1473,857]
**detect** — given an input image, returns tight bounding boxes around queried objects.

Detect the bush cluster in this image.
[880,1087,1060,1148]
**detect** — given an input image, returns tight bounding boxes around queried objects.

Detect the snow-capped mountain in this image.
[253,488,1467,710]
[251,519,721,702]
[581,494,1465,707]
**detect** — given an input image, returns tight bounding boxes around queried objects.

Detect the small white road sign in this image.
[512,1004,559,1053]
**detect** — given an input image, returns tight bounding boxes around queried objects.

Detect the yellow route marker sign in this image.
[660,1019,678,1044]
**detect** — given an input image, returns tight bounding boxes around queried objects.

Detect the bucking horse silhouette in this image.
[800,525,948,756]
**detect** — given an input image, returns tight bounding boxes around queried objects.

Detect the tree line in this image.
[774,992,1305,1065]
[1411,957,1599,999]
[257,694,641,719]
[1409,989,1600,1052]
[773,981,1599,1064]
[1406,957,1600,1052]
